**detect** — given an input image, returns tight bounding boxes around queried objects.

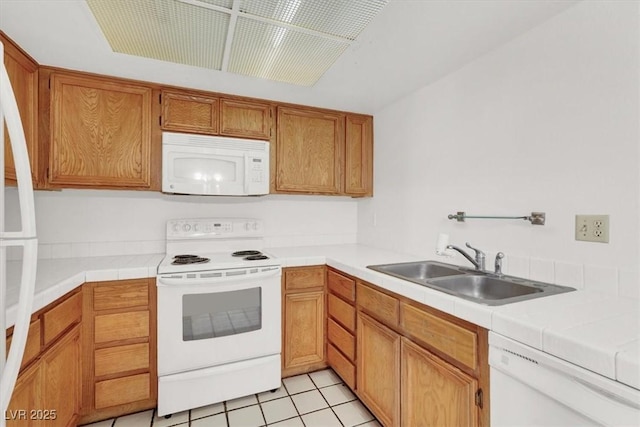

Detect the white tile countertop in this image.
[4,244,639,391]
[4,253,164,328]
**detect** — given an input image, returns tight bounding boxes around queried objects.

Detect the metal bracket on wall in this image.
[447,211,546,225]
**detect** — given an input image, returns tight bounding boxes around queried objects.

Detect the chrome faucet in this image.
[446,242,486,271]
[494,252,505,276]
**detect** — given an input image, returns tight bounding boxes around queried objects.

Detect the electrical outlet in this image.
[575,215,609,243]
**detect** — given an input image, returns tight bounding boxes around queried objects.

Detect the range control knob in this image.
[183,224,191,232]
[244,222,251,231]
[193,224,199,232]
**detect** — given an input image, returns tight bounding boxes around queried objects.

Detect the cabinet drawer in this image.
[94,311,149,344]
[285,266,325,291]
[95,343,150,377]
[43,291,82,346]
[94,280,149,311]
[94,373,150,409]
[400,302,477,370]
[357,282,399,328]
[6,319,41,368]
[327,343,356,390]
[328,293,355,332]
[327,270,355,302]
[327,318,355,361]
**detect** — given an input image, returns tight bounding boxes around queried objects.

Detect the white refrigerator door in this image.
[0,41,38,425]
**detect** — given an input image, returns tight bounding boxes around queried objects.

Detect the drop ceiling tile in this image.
[229,17,349,85]
[240,0,387,40]
[87,0,228,70]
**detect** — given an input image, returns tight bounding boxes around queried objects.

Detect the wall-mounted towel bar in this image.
[447,211,546,225]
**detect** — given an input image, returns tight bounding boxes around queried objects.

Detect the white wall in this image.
[5,188,358,258]
[358,1,640,298]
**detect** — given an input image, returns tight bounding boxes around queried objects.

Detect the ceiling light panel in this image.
[87,0,229,70]
[229,17,349,86]
[240,0,388,40]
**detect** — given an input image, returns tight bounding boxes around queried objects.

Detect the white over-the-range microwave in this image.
[162,132,269,196]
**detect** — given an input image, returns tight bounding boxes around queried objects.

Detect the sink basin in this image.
[429,274,545,304]
[367,261,575,305]
[367,261,467,281]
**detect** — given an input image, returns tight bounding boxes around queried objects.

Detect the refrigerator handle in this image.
[0,55,36,240]
[0,42,38,422]
[0,240,37,416]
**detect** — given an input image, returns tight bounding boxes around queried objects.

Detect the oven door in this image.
[157,267,281,376]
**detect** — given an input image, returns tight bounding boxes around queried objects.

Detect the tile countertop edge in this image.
[5,254,163,328]
[273,244,640,390]
[5,245,639,391]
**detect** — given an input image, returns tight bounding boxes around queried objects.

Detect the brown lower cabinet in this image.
[401,337,478,427]
[357,311,401,427]
[6,267,486,427]
[6,290,82,427]
[5,279,157,426]
[326,273,489,427]
[281,266,327,377]
[80,278,157,424]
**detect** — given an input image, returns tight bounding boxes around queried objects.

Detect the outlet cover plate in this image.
[575,214,609,243]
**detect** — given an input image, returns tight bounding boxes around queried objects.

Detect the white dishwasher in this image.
[489,332,640,426]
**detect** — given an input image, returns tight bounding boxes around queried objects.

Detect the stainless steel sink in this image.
[368,260,467,281]
[367,261,575,305]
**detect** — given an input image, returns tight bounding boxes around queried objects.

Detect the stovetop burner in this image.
[173,254,199,259]
[172,256,210,265]
[244,254,269,261]
[232,250,262,257]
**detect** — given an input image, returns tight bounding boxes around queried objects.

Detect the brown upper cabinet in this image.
[275,106,345,194]
[3,34,373,195]
[274,106,373,197]
[220,98,273,140]
[48,72,154,189]
[1,32,39,186]
[161,89,273,140]
[161,90,219,135]
[345,114,373,197]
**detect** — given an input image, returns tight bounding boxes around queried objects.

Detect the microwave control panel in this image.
[250,157,266,183]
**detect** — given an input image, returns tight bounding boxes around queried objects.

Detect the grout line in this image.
[253,393,268,426]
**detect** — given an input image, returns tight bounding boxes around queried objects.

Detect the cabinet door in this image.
[401,338,478,427]
[283,291,325,371]
[5,362,43,427]
[161,90,219,135]
[49,73,153,188]
[357,312,400,427]
[220,98,272,140]
[276,107,344,194]
[41,324,82,427]
[2,32,38,185]
[345,114,373,196]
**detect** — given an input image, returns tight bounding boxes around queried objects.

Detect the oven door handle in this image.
[157,267,281,286]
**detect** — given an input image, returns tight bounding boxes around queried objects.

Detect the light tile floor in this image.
[82,369,381,427]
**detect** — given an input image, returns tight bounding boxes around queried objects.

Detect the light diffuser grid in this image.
[87,0,229,70]
[229,17,349,86]
[87,0,388,85]
[241,0,388,40]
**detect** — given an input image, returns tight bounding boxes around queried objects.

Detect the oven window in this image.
[182,288,261,341]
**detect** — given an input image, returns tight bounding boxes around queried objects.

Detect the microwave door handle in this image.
[244,154,250,194]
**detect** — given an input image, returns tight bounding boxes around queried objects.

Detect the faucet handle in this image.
[495,252,505,276]
[465,242,485,256]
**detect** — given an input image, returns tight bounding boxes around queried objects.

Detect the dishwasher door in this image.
[489,332,640,427]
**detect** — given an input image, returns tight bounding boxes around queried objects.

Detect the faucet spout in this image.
[446,245,481,270]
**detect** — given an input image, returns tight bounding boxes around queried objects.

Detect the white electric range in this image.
[156,218,281,417]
